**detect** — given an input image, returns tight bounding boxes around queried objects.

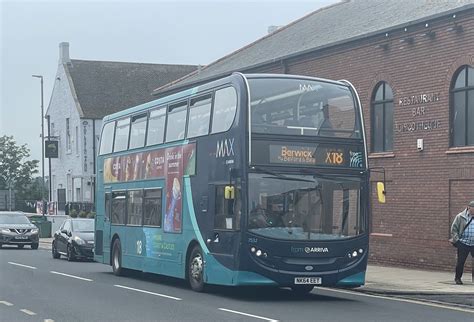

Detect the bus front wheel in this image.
[188,245,205,292]
[112,239,125,276]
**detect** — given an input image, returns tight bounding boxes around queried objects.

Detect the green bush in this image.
[87,211,96,219]
[70,209,78,218]
[79,211,87,218]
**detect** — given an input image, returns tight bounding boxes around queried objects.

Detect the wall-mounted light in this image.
[447,13,463,33]
[418,30,436,39]
[374,43,389,50]
[399,37,414,44]
[446,24,463,33]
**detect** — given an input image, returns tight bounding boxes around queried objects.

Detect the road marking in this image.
[218,308,279,322]
[50,271,93,282]
[8,262,37,270]
[320,288,474,314]
[114,284,182,301]
[0,301,13,306]
[44,319,55,322]
[20,309,36,316]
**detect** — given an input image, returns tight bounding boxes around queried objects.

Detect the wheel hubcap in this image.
[190,254,203,281]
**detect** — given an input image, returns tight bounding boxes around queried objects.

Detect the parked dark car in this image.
[52,218,94,261]
[0,211,39,249]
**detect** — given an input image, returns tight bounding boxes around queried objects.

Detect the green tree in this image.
[0,135,40,198]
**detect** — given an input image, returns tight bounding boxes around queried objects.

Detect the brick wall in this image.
[248,9,474,271]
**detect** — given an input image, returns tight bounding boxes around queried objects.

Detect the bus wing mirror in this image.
[377,182,386,204]
[224,186,235,200]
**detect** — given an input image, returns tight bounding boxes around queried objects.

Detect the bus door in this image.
[207,185,241,270]
[102,188,112,263]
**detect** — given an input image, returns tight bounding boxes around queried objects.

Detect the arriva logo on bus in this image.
[291,246,329,254]
[216,138,235,158]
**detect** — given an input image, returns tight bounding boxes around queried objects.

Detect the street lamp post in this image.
[32,74,46,215]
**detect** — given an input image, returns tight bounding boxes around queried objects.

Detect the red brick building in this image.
[158,0,474,270]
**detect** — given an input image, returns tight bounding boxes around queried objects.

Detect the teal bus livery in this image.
[94,73,370,294]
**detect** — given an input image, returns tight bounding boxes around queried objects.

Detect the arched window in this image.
[371,82,393,152]
[451,65,474,147]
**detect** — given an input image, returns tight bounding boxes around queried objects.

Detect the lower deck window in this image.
[127,190,143,225]
[111,192,126,225]
[144,189,162,227]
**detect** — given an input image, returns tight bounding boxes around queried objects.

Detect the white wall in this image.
[46,63,97,208]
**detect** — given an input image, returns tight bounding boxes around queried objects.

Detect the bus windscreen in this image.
[249,78,361,138]
[248,172,364,240]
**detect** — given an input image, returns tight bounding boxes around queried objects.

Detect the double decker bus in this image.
[94,73,370,294]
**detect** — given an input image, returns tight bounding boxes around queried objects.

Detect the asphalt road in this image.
[1,245,473,322]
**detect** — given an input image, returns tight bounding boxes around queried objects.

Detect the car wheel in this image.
[188,245,205,292]
[31,243,39,250]
[52,241,60,258]
[291,285,314,295]
[18,245,24,249]
[67,244,75,261]
[112,239,128,276]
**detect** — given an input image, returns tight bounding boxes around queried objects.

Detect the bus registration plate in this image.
[294,277,322,285]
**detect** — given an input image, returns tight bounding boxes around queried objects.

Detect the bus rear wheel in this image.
[112,239,125,276]
[188,245,205,292]
[291,285,314,295]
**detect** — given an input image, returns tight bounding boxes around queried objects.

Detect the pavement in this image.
[38,238,474,296]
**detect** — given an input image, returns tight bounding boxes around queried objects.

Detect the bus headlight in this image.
[348,248,364,259]
[250,247,268,258]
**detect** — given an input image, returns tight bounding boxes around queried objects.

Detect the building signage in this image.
[398,93,440,106]
[395,92,441,134]
[83,121,88,172]
[45,140,59,158]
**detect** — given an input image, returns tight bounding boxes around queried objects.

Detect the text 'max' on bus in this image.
[94,73,384,294]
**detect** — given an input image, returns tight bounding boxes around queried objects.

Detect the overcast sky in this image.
[1,0,336,164]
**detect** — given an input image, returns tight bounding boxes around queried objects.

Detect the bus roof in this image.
[102,73,350,123]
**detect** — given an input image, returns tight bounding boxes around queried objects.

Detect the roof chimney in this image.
[267,25,282,34]
[59,42,71,64]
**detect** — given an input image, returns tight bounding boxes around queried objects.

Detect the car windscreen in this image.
[0,214,31,224]
[72,220,94,232]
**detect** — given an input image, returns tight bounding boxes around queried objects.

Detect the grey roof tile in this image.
[66,59,197,119]
[155,0,473,94]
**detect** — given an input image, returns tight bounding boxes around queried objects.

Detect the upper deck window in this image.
[99,122,115,155]
[129,114,147,149]
[147,108,166,146]
[249,78,360,138]
[113,118,130,152]
[211,87,237,134]
[166,101,188,142]
[187,94,212,138]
